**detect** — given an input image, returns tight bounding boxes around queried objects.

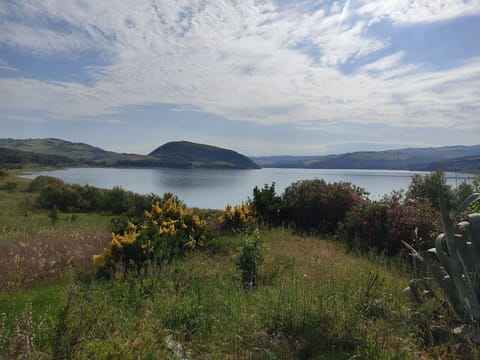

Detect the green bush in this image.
[236,229,265,289]
[37,183,79,211]
[0,168,8,177]
[406,171,454,210]
[28,175,65,192]
[282,179,365,233]
[251,182,284,227]
[0,182,17,192]
[34,176,159,216]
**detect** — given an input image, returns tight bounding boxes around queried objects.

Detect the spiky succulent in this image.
[404,192,480,323]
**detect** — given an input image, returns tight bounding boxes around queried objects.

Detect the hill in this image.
[0,138,116,162]
[149,141,260,169]
[421,155,480,173]
[0,138,260,170]
[251,145,480,172]
[0,147,76,167]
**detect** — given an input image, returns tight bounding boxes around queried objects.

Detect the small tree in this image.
[406,171,454,210]
[251,182,284,227]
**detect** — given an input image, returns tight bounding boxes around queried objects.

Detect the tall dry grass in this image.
[0,230,109,291]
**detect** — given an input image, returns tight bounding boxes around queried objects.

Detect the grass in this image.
[0,171,111,291]
[1,228,445,359]
[1,171,478,358]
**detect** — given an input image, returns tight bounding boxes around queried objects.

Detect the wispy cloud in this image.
[359,0,480,25]
[0,59,18,73]
[0,0,479,136]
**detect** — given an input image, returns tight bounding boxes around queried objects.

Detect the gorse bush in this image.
[282,179,365,233]
[93,195,210,274]
[218,203,256,233]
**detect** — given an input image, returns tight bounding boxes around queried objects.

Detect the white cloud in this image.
[0,21,94,58]
[360,51,405,72]
[0,0,479,134]
[358,0,480,25]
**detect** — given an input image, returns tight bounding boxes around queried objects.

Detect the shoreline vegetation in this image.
[1,166,480,358]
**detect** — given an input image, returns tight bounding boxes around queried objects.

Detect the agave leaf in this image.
[455,193,480,216]
[407,192,480,323]
[438,191,456,253]
[467,214,480,251]
[434,234,452,274]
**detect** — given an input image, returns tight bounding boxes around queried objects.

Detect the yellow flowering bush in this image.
[93,196,210,273]
[218,203,256,233]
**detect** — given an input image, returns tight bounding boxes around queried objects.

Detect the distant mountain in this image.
[0,138,260,170]
[0,138,116,162]
[421,155,480,173]
[251,145,480,172]
[2,138,479,172]
[149,141,260,169]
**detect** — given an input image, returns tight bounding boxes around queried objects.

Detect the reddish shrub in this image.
[338,200,440,256]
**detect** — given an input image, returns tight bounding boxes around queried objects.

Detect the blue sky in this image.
[0,0,479,156]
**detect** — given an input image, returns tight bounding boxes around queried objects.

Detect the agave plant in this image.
[404,192,480,323]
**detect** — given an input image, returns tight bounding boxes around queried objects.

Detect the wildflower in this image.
[92,254,102,262]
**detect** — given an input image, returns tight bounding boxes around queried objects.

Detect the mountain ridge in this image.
[1,138,479,172]
[0,138,260,170]
[251,145,480,172]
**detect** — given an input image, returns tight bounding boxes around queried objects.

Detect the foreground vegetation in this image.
[1,168,480,358]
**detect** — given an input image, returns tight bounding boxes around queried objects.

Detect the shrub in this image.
[406,171,454,210]
[34,177,159,216]
[93,196,210,274]
[28,175,65,192]
[0,168,8,177]
[218,203,256,233]
[0,182,17,192]
[48,206,60,225]
[338,199,440,256]
[37,183,80,211]
[236,228,265,290]
[282,179,364,233]
[251,182,284,227]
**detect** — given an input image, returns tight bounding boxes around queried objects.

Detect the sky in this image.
[0,0,480,156]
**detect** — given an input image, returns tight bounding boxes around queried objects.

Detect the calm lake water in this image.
[23,168,474,209]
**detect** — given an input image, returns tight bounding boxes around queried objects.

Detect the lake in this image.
[22,168,474,209]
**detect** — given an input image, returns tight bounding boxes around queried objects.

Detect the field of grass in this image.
[0,229,425,359]
[0,170,478,359]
